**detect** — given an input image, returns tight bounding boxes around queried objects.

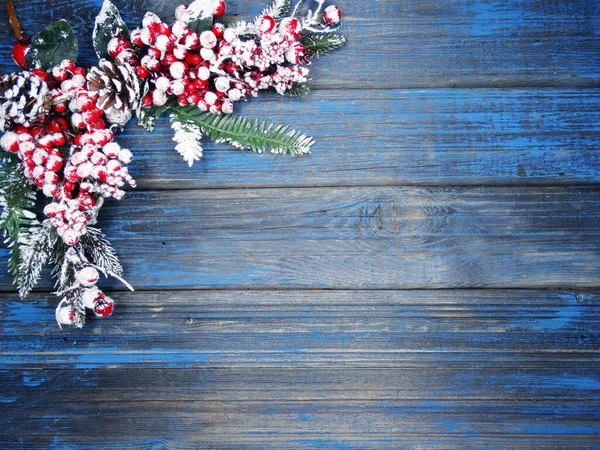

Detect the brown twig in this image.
[5,0,23,41]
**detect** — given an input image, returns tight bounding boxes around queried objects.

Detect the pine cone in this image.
[87,59,141,127]
[0,71,51,131]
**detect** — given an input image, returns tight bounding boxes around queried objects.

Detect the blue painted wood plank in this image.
[2,187,599,290]
[1,0,599,88]
[0,290,598,447]
[111,89,600,188]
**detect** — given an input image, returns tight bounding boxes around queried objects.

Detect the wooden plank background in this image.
[1,0,599,448]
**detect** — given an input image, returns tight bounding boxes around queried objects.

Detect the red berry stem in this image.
[5,0,24,42]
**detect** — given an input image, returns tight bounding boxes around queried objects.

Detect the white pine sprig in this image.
[16,219,53,298]
[170,114,204,167]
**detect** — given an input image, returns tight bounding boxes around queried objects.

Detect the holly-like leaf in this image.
[182,0,216,34]
[25,20,78,70]
[93,0,130,59]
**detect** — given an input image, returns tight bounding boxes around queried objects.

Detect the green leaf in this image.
[188,17,213,35]
[301,33,346,56]
[174,107,314,155]
[25,20,78,70]
[93,1,130,59]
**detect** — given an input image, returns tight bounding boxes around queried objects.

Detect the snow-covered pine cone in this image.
[0,71,52,131]
[87,59,141,127]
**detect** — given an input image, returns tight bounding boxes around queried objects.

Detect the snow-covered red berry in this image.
[56,303,77,325]
[214,0,226,17]
[256,15,276,35]
[323,5,341,25]
[94,297,114,317]
[222,99,234,114]
[0,132,19,153]
[152,89,167,106]
[63,229,80,246]
[279,17,302,40]
[285,42,306,64]
[200,31,218,49]
[76,267,100,287]
[82,287,104,309]
[118,149,133,164]
[175,5,188,21]
[155,34,171,52]
[102,142,121,159]
[107,37,131,58]
[212,23,225,38]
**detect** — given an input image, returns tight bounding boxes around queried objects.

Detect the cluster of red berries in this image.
[56,266,115,325]
[0,59,135,246]
[101,0,337,116]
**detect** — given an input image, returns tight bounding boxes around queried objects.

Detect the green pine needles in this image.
[173,106,314,157]
[301,33,346,56]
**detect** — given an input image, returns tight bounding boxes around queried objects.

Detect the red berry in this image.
[148,47,161,59]
[323,5,342,25]
[212,23,225,38]
[136,66,149,78]
[53,134,67,147]
[107,37,132,59]
[64,181,77,191]
[142,94,153,107]
[162,53,177,66]
[94,298,114,317]
[214,0,226,17]
[155,22,171,36]
[54,103,67,113]
[177,94,189,106]
[72,67,87,76]
[12,42,29,69]
[31,69,48,81]
[185,52,202,66]
[256,16,276,35]
[188,92,201,104]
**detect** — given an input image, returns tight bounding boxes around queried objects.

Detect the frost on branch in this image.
[170,115,204,167]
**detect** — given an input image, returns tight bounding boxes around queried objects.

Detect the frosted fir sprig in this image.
[170,115,204,167]
[0,0,345,327]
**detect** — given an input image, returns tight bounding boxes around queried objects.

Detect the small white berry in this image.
[200,48,215,62]
[82,287,104,309]
[223,28,237,43]
[214,76,230,93]
[222,99,234,114]
[76,267,100,287]
[204,91,218,105]
[228,88,242,101]
[77,162,94,178]
[153,89,167,106]
[155,76,171,92]
[197,66,210,81]
[171,80,185,96]
[155,34,171,52]
[118,149,133,164]
[200,30,217,48]
[170,61,186,80]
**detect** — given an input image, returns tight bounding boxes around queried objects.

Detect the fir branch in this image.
[232,0,291,34]
[261,0,291,20]
[79,226,124,278]
[16,220,53,298]
[301,33,346,56]
[0,156,38,284]
[170,115,204,167]
[174,107,313,155]
[284,84,310,98]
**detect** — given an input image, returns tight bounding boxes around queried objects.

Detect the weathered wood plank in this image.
[2,187,599,290]
[109,89,600,188]
[1,0,599,88]
[0,290,597,366]
[0,290,598,448]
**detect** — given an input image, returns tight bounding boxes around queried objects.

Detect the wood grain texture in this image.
[1,0,599,88]
[1,0,600,447]
[109,89,600,188]
[2,186,599,290]
[1,290,598,448]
